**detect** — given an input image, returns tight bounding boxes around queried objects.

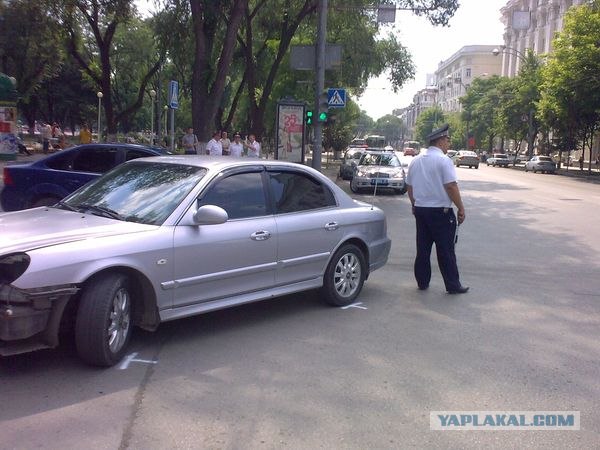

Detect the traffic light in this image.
[318,91,329,123]
[305,110,313,125]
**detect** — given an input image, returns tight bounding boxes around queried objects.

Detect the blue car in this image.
[1,143,167,211]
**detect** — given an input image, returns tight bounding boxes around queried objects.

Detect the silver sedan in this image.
[525,155,557,173]
[350,152,407,194]
[0,157,390,366]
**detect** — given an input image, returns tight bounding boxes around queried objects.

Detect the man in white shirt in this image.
[205,131,223,156]
[244,134,261,158]
[406,124,468,294]
[229,133,244,157]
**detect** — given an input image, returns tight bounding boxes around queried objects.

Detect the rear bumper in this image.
[369,237,391,273]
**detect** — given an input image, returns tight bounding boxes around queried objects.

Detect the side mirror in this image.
[193,204,228,225]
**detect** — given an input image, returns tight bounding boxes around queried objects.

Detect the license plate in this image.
[371,179,388,186]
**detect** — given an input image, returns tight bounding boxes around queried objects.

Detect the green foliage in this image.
[539,0,600,155]
[414,106,445,143]
[372,114,405,144]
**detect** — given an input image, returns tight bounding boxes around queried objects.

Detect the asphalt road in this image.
[1,165,599,449]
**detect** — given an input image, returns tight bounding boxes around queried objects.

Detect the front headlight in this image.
[0,253,31,285]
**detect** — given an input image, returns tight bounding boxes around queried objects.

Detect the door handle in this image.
[324,221,339,231]
[250,230,272,241]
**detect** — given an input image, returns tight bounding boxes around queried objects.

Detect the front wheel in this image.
[75,273,134,366]
[321,244,366,306]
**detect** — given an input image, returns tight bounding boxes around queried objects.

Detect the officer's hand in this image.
[457,209,465,224]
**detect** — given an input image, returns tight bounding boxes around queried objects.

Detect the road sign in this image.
[327,88,346,108]
[169,80,179,109]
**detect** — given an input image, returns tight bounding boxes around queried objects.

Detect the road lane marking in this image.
[341,302,368,310]
[118,352,158,370]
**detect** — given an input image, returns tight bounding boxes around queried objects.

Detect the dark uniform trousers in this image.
[413,206,461,291]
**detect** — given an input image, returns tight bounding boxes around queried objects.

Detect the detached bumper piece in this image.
[0,284,79,356]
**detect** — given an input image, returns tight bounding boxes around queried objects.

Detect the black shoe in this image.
[418,285,429,291]
[447,286,469,294]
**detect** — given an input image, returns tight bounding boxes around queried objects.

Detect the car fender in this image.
[11,227,173,310]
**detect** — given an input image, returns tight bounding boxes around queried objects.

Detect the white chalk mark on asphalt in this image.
[341,302,368,310]
[118,352,158,370]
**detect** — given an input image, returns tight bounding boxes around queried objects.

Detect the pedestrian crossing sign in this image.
[327,88,346,108]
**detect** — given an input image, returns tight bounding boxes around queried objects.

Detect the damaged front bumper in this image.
[0,284,79,356]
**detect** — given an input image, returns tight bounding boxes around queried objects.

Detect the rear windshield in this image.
[494,154,508,159]
[538,156,552,162]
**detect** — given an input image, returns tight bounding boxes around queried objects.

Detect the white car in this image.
[486,153,511,167]
[525,155,557,173]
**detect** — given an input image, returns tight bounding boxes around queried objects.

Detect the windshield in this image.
[360,153,400,167]
[61,161,207,225]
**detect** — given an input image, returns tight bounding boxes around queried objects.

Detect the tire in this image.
[321,244,366,306]
[350,178,360,194]
[525,167,528,172]
[75,273,133,366]
[30,196,60,208]
[475,165,479,169]
[397,186,407,195]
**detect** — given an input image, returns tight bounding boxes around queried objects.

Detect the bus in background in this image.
[402,140,420,156]
[366,135,386,149]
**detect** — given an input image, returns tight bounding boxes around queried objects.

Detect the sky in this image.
[137,0,508,120]
[357,0,508,119]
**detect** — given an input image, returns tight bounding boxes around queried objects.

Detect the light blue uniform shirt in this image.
[405,147,457,208]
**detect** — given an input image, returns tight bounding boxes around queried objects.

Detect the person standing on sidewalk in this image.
[182,127,198,155]
[41,122,52,154]
[406,124,469,294]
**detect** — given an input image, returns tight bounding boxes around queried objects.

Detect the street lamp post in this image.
[96,91,103,142]
[492,46,535,159]
[149,89,156,145]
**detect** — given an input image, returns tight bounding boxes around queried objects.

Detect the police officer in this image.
[405,124,469,294]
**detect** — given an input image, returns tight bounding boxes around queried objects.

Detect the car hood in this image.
[357,166,402,175]
[0,207,157,254]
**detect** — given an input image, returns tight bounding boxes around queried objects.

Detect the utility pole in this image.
[312,0,327,171]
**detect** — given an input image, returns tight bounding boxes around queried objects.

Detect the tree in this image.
[414,106,445,143]
[373,114,405,145]
[58,0,164,136]
[0,0,65,129]
[539,0,600,171]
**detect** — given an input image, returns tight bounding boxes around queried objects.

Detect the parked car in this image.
[350,151,406,194]
[1,143,169,211]
[486,153,511,167]
[339,148,366,180]
[525,155,557,174]
[0,156,391,366]
[452,150,479,169]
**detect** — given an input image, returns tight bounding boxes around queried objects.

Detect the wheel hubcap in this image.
[333,253,361,298]
[107,288,130,353]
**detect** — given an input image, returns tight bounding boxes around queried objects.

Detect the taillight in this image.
[3,167,14,186]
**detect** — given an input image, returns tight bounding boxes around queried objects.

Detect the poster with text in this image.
[276,103,304,163]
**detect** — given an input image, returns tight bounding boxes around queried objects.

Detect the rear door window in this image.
[268,170,336,214]
[72,147,118,173]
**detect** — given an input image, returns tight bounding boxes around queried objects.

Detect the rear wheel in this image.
[321,244,366,306]
[75,273,133,366]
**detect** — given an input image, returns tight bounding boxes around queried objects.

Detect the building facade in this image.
[435,45,503,113]
[499,0,585,77]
